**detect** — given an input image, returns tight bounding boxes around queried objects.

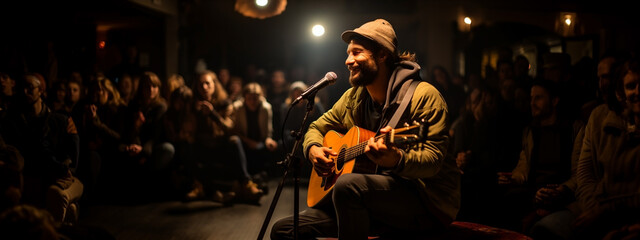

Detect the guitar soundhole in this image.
[336,147,347,171]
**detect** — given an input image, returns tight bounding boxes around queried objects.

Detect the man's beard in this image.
[25,94,40,105]
[349,61,378,87]
[531,105,553,121]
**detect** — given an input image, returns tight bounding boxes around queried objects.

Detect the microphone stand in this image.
[257,94,317,240]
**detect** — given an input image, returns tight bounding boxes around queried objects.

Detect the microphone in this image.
[291,72,337,106]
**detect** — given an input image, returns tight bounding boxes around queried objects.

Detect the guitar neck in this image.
[340,122,422,162]
[341,134,387,163]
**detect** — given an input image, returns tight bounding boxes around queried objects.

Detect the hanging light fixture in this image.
[235,0,287,19]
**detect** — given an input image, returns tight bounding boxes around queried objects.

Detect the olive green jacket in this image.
[303,61,460,225]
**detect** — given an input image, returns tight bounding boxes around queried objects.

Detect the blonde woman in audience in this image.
[190,70,263,204]
[163,74,185,101]
[71,77,127,201]
[119,71,174,199]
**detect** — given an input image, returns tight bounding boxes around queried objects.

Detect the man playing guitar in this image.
[271,19,460,240]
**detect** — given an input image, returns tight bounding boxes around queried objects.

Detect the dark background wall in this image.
[2,0,639,105]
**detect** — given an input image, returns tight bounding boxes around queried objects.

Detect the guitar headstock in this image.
[388,119,428,146]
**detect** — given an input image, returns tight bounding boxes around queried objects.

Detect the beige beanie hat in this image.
[341,19,398,54]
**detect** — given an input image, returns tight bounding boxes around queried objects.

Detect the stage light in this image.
[256,0,268,7]
[312,24,325,37]
[556,12,576,37]
[564,15,572,26]
[235,0,286,19]
[464,17,472,25]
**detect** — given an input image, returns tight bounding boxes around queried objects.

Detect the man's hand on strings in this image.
[365,126,402,168]
[308,145,337,177]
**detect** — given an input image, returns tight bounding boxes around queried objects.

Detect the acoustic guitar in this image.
[307,121,427,207]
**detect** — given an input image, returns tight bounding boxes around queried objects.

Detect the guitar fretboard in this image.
[340,134,388,164]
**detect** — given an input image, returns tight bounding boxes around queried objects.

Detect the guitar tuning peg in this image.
[404,122,410,127]
[413,120,419,126]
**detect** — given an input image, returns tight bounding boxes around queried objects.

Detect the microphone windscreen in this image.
[325,72,337,83]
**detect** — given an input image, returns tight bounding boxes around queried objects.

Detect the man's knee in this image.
[152,142,175,169]
[46,185,69,205]
[333,174,365,201]
[271,208,338,240]
[156,142,175,158]
[270,217,294,240]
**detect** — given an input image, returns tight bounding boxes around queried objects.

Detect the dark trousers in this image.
[271,173,442,240]
[189,136,251,187]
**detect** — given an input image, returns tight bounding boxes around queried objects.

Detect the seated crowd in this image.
[1,48,640,240]
[0,65,323,229]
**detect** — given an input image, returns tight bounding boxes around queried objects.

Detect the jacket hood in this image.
[384,60,422,108]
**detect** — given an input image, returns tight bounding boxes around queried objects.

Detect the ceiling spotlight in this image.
[235,0,286,19]
[312,24,325,37]
[256,0,268,7]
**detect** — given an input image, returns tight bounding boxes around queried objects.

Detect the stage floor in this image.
[79,177,308,240]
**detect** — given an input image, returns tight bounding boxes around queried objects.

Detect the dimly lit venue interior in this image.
[2,0,640,239]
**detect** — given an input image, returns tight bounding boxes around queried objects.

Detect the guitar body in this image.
[307,126,378,208]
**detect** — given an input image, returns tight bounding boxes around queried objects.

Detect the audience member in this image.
[574,57,640,239]
[428,65,466,124]
[541,52,580,121]
[163,74,185,101]
[280,81,325,169]
[497,79,574,233]
[452,85,505,224]
[1,72,16,112]
[218,67,231,92]
[162,85,199,199]
[69,71,84,86]
[496,59,514,84]
[542,53,572,85]
[164,85,197,153]
[579,52,626,124]
[528,120,584,240]
[71,77,127,202]
[227,75,244,103]
[190,70,263,204]
[0,204,60,240]
[0,73,84,224]
[48,80,67,113]
[116,73,137,105]
[495,62,529,167]
[121,71,175,198]
[265,69,290,142]
[233,82,279,182]
[64,78,83,115]
[513,55,533,90]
